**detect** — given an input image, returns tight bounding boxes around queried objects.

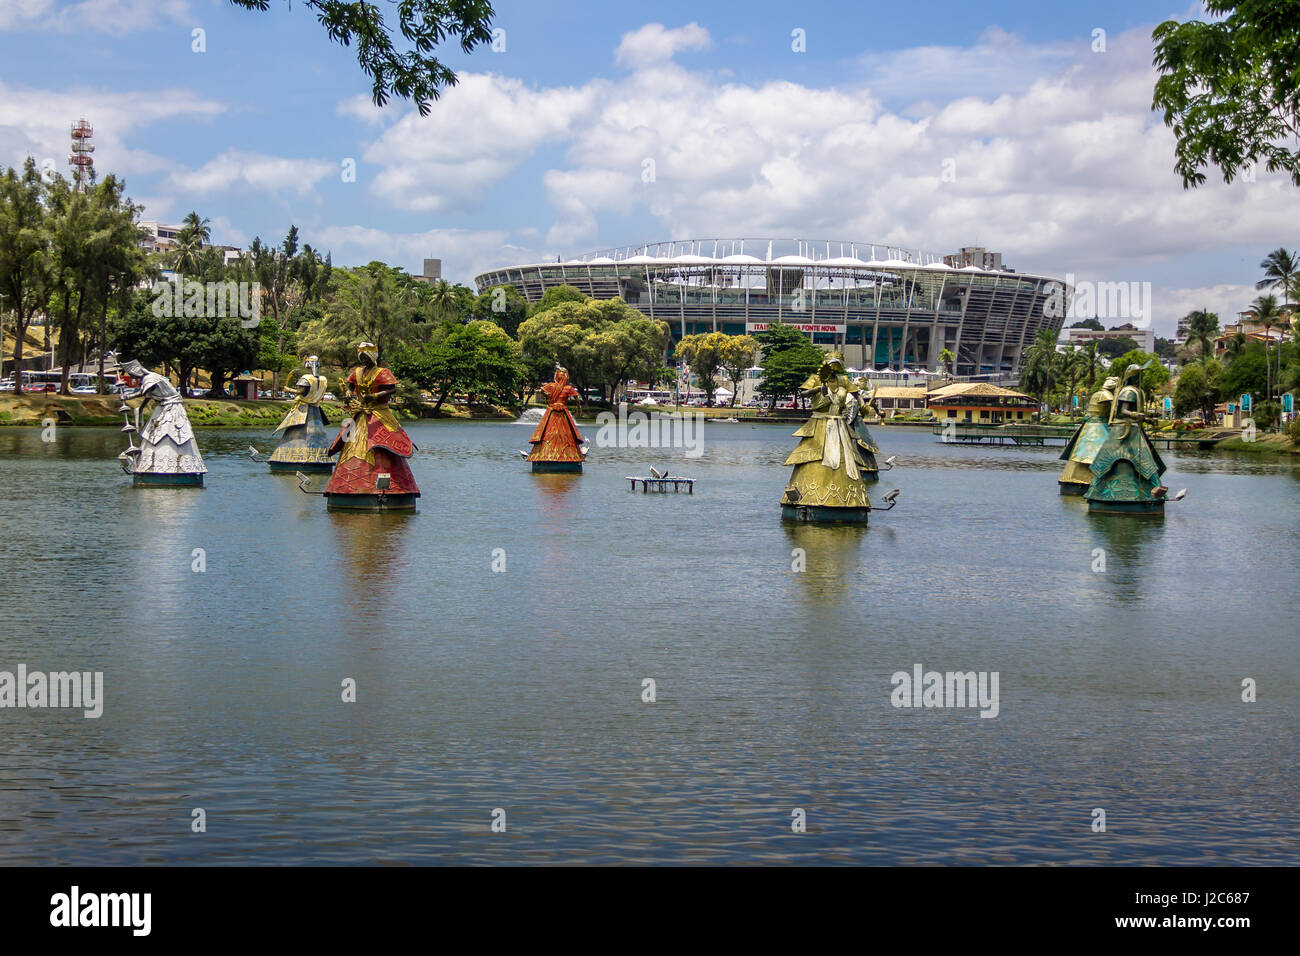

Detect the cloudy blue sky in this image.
[2,0,1297,335]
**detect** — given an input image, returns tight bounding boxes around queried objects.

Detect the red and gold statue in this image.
[526,366,588,473]
[323,342,420,511]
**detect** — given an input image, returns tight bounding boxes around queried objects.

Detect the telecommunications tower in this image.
[68,118,95,192]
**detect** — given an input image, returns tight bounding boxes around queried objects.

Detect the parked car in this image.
[323,392,336,401]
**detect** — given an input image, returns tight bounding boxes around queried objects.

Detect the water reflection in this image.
[782,522,869,605]
[326,510,415,616]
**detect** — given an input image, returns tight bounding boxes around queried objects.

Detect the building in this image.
[139,221,184,255]
[1063,323,1155,353]
[871,386,929,415]
[475,239,1068,376]
[413,258,442,285]
[925,381,1038,423]
[1213,321,1293,357]
[943,246,1006,271]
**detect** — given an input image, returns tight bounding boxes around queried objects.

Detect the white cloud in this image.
[358,73,601,212]
[614,21,711,68]
[0,0,190,34]
[167,150,336,197]
[310,224,523,285]
[0,81,224,181]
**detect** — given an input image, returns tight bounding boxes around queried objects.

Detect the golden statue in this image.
[780,351,897,522]
[267,355,334,472]
[526,366,587,472]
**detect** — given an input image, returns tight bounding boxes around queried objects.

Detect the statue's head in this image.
[819,350,845,378]
[357,342,378,367]
[304,354,320,375]
[554,365,569,386]
[1102,376,1120,390]
[118,359,147,386]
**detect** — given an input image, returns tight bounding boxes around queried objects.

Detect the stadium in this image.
[474,238,1070,377]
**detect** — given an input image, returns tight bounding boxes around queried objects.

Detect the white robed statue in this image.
[118,359,206,486]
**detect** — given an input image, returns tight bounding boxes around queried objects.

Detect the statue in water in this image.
[526,366,587,472]
[267,355,334,472]
[1084,363,1169,514]
[780,351,891,522]
[323,342,420,511]
[1058,376,1119,496]
[117,359,206,486]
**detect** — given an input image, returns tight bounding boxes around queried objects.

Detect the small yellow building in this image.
[925,382,1037,423]
[872,386,929,416]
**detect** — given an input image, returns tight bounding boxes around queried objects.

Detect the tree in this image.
[1245,293,1283,404]
[1097,336,1140,360]
[228,0,497,116]
[530,284,587,315]
[325,262,421,365]
[1107,350,1170,397]
[1069,317,1104,331]
[1173,360,1222,421]
[1184,309,1221,368]
[1019,328,1062,410]
[390,319,521,414]
[1218,345,1269,403]
[470,284,529,337]
[675,332,728,407]
[1256,248,1296,401]
[0,158,49,386]
[517,297,667,405]
[718,334,760,407]
[755,321,821,410]
[938,348,955,376]
[174,211,211,273]
[1152,1,1300,188]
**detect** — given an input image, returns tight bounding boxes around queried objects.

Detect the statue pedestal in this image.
[781,504,871,524]
[325,492,418,512]
[133,473,203,487]
[531,460,582,473]
[1086,498,1164,515]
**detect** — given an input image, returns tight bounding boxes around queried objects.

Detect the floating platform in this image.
[269,460,333,474]
[1058,482,1087,497]
[532,460,582,473]
[132,473,203,487]
[1086,498,1165,515]
[325,493,418,512]
[626,476,694,493]
[781,504,871,524]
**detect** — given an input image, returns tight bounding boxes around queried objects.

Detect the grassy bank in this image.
[0,394,515,427]
[1216,433,1300,456]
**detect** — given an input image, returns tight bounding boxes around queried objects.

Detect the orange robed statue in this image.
[526,366,588,473]
[323,342,421,511]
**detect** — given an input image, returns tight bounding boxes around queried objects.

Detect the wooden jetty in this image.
[932,422,1229,449]
[626,476,695,493]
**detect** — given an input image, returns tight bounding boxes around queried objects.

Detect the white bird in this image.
[518,449,529,458]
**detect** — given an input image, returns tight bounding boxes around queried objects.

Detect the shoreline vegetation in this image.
[5,393,1297,456]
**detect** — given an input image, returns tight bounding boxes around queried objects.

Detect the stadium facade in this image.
[474,239,1069,376]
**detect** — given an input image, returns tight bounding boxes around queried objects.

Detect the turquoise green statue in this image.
[1058,376,1118,495]
[1083,363,1170,514]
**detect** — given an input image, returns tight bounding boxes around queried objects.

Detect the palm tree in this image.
[1246,293,1282,404]
[1185,309,1220,370]
[174,211,211,275]
[938,348,955,378]
[428,278,460,324]
[1257,249,1295,400]
[1019,328,1061,412]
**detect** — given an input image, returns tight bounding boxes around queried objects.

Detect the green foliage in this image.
[390,319,520,412]
[517,297,668,404]
[1106,350,1170,394]
[1097,336,1139,359]
[1218,347,1269,401]
[755,321,822,407]
[675,332,729,406]
[470,284,529,337]
[1152,1,1300,187]
[227,0,497,116]
[1173,360,1221,419]
[1069,318,1104,331]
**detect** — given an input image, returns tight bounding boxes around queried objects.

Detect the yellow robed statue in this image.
[780,351,899,523]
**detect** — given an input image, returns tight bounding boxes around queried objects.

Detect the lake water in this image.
[0,421,1296,864]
